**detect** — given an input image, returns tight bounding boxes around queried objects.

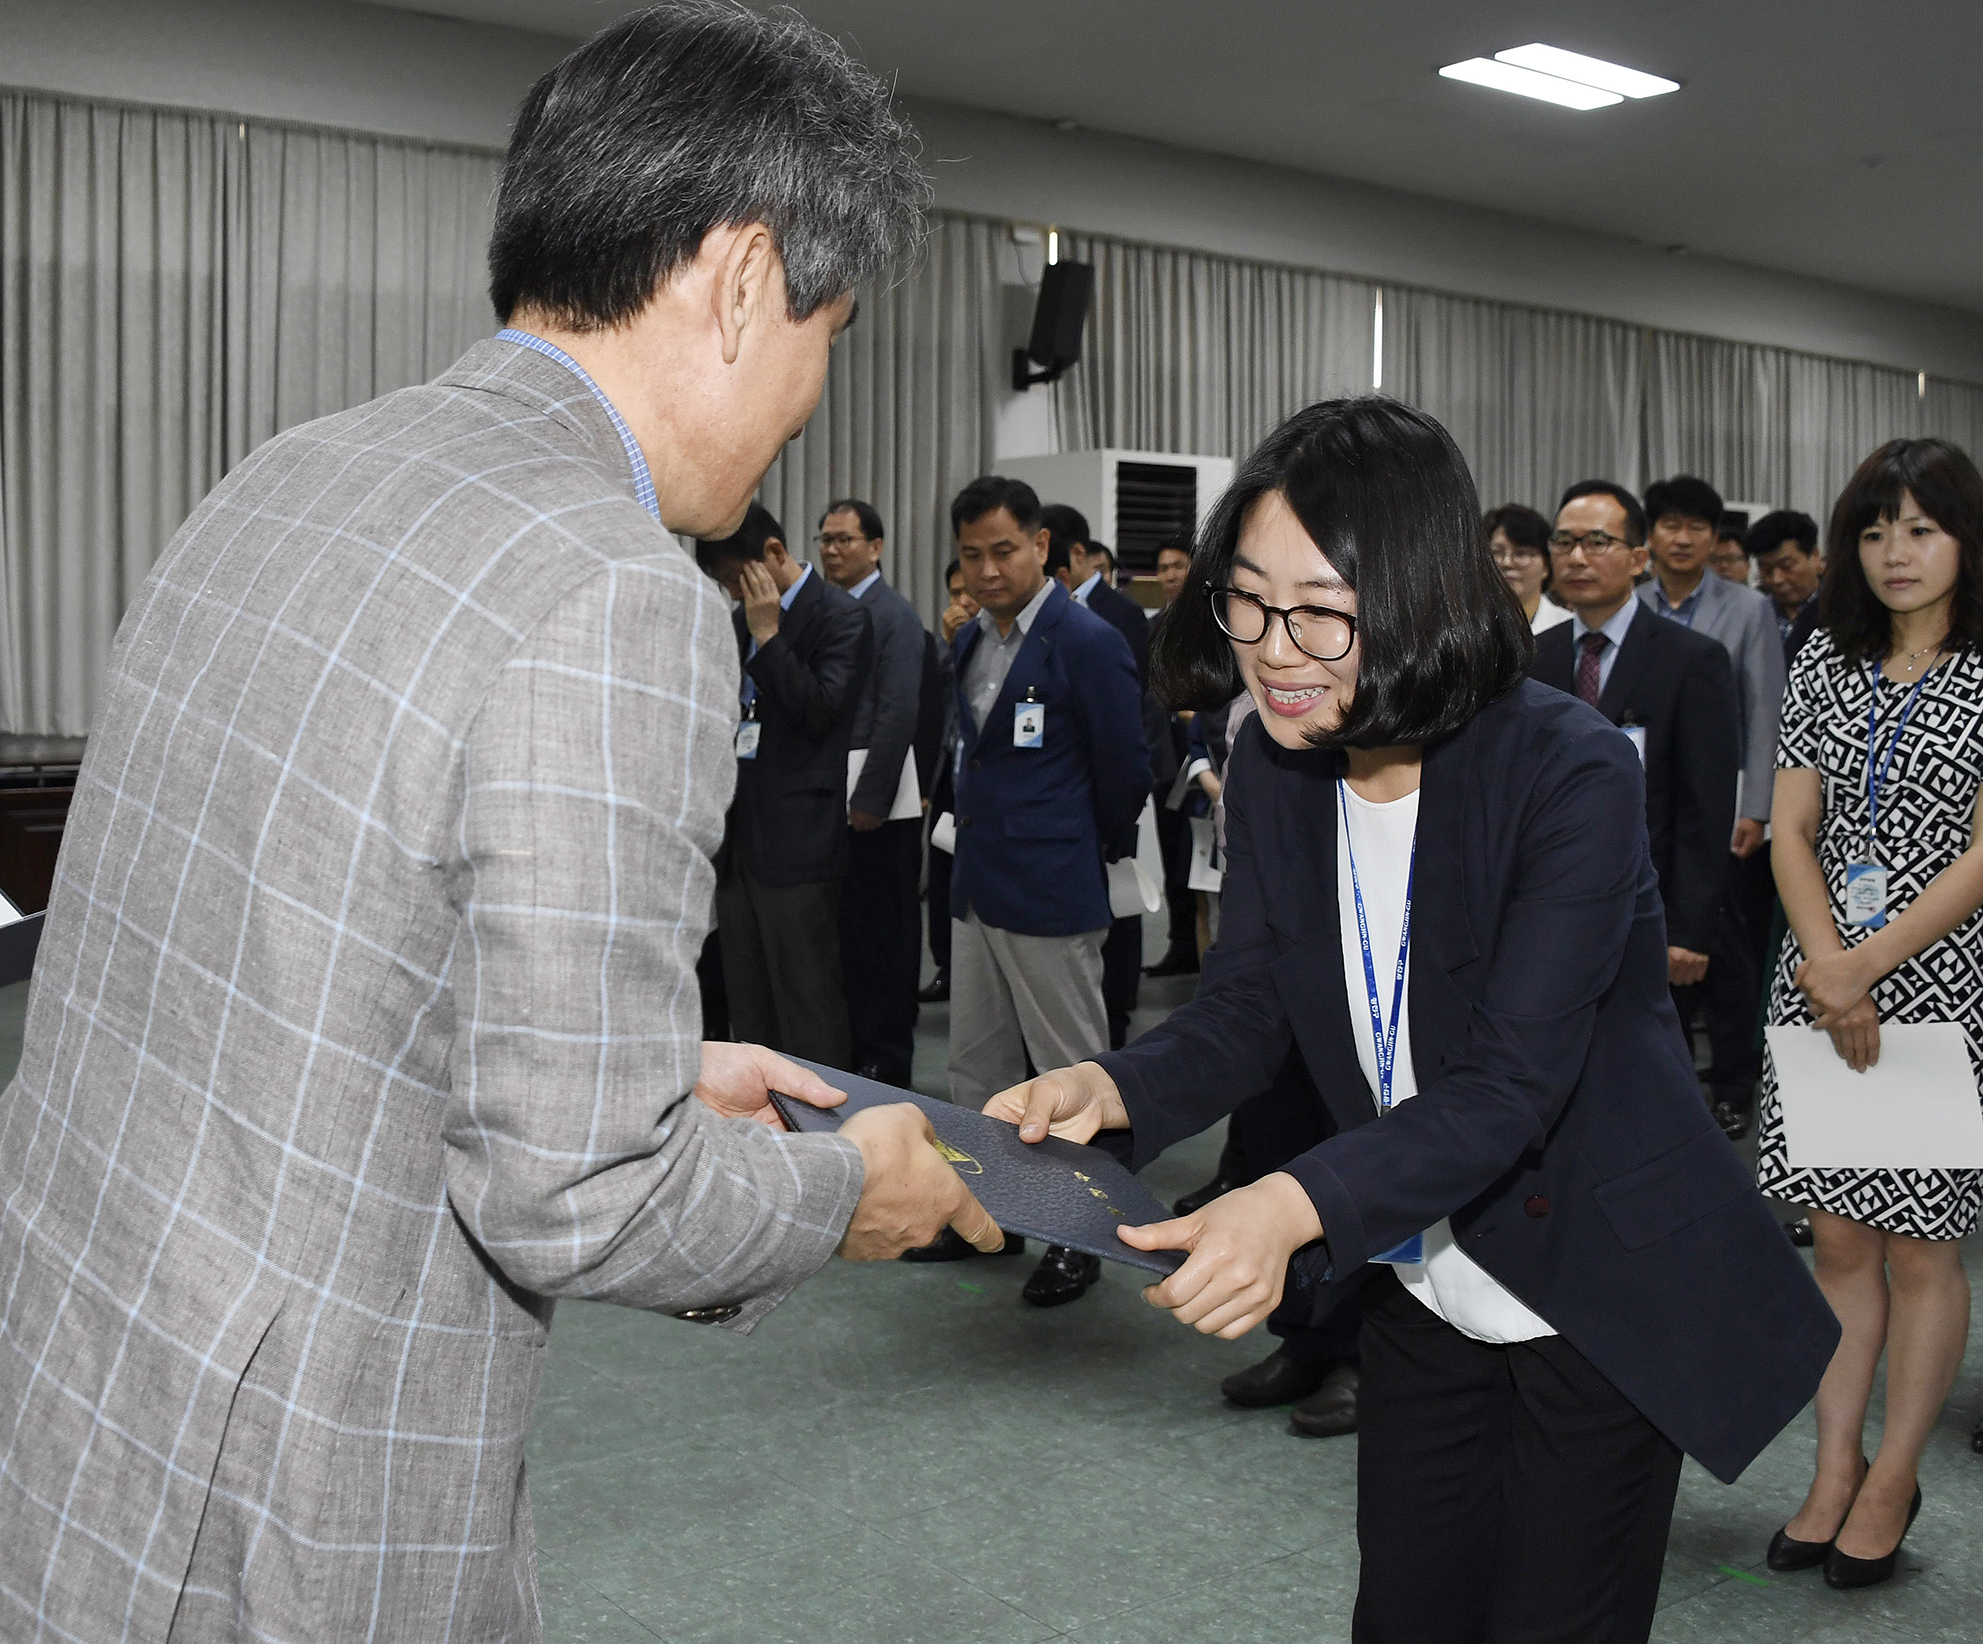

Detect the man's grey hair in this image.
[489,0,927,329]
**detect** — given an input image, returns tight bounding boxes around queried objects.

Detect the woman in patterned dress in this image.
[1756,437,1983,1588]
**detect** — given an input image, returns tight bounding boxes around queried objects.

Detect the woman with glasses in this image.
[1485,502,1571,634]
[1755,438,1983,1589]
[984,399,1836,1642]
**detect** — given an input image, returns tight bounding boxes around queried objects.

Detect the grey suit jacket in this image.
[0,337,863,1642]
[846,574,926,817]
[1637,572,1785,822]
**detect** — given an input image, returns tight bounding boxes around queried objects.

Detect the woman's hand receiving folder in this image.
[986,1064,1325,1337]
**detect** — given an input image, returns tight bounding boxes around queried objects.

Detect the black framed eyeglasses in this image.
[1205,586,1356,663]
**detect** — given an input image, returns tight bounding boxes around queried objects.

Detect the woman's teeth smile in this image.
[1262,681,1326,716]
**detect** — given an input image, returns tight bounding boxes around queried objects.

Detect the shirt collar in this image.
[780,562,812,610]
[1071,569,1103,605]
[848,568,883,601]
[495,328,658,521]
[1649,572,1707,618]
[1572,596,1640,650]
[978,576,1057,643]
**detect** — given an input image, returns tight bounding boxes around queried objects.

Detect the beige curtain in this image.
[754,214,1007,624]
[1382,287,1643,517]
[1052,231,1377,462]
[0,90,497,737]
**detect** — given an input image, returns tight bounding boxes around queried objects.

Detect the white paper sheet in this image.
[1187,815,1223,892]
[0,889,22,928]
[1767,1021,1983,1170]
[1107,798,1164,918]
[930,812,956,855]
[846,748,923,821]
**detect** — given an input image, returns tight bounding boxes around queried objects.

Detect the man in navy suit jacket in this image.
[698,504,873,1068]
[1529,483,1740,978]
[937,477,1147,1304]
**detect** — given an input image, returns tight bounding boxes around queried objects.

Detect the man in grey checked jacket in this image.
[0,7,999,1639]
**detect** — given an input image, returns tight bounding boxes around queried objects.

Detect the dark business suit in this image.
[717,569,873,1067]
[1530,604,1739,956]
[948,584,1148,1105]
[840,574,928,1083]
[1081,576,1157,1045]
[1096,683,1836,1638]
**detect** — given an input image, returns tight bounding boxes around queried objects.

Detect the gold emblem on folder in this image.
[934,1139,984,1176]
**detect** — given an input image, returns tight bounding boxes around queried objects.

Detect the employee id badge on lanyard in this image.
[1013,691,1045,749]
[1340,780,1428,1268]
[1852,658,1933,928]
[734,712,761,760]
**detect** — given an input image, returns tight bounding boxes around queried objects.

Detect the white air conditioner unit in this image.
[998,449,1233,577]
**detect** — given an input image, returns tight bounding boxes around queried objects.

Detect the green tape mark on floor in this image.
[956,1280,984,1295]
[1716,1565,1769,1587]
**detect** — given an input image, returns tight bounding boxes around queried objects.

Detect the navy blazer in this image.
[951,583,1149,937]
[724,570,873,887]
[1097,681,1836,1482]
[1530,607,1739,953]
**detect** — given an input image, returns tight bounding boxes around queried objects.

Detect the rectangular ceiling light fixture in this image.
[1438,58,1622,110]
[1493,44,1680,100]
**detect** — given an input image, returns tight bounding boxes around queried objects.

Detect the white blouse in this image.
[1334,781,1555,1344]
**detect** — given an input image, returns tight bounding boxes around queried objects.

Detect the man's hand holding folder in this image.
[985,1063,1325,1340]
[694,1041,1004,1261]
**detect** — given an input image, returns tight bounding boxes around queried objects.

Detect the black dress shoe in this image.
[1824,1486,1922,1589]
[917,971,951,1003]
[1972,1414,1983,1455]
[1174,1174,1243,1217]
[1219,1350,1335,1409]
[899,1227,1024,1262]
[1143,945,1200,977]
[1021,1245,1100,1306]
[1785,1217,1814,1248]
[1289,1365,1359,1437]
[1711,1099,1750,1141]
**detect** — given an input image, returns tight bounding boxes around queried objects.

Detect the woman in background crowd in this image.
[1485,502,1571,633]
[1757,437,1983,1589]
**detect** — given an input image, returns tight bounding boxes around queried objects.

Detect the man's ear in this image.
[713,223,779,367]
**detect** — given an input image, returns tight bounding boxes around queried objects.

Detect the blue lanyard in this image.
[1865,659,1933,850]
[1340,779,1416,1115]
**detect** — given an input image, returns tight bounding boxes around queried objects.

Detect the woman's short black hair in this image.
[1483,503,1553,591]
[489,0,926,330]
[1822,439,1983,663]
[1150,398,1534,746]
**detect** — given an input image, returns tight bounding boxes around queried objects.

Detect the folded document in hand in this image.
[769,1059,1184,1276]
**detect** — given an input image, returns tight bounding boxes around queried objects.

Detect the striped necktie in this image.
[1576,631,1608,706]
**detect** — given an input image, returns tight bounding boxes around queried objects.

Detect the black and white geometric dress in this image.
[1755,632,1983,1239]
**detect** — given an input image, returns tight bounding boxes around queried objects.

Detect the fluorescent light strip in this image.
[1438,58,1621,110]
[1495,44,1678,99]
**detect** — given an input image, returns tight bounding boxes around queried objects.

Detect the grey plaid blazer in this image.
[0,338,864,1641]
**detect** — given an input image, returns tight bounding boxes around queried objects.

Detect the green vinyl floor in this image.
[2,947,1979,1642]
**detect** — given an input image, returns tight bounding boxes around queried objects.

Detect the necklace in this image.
[1888,638,1944,677]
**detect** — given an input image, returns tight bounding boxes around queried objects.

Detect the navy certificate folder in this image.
[768,1058,1185,1277]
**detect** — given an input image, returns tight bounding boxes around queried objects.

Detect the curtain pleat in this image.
[1382,288,1643,516]
[1052,232,1376,461]
[1,91,496,736]
[755,214,1007,624]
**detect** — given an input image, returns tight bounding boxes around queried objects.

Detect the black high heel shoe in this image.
[1823,1485,1923,1590]
[1766,1454,1870,1572]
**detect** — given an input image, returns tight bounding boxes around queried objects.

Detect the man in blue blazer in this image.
[936,476,1148,1304]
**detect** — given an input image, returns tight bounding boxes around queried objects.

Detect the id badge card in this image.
[734,719,761,760]
[1622,724,1647,765]
[1372,1232,1425,1266]
[1013,701,1045,749]
[1844,861,1888,928]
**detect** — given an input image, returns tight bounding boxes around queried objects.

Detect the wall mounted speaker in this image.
[1013,260,1094,390]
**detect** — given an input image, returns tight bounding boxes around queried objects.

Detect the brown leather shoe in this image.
[1288,1364,1359,1437]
